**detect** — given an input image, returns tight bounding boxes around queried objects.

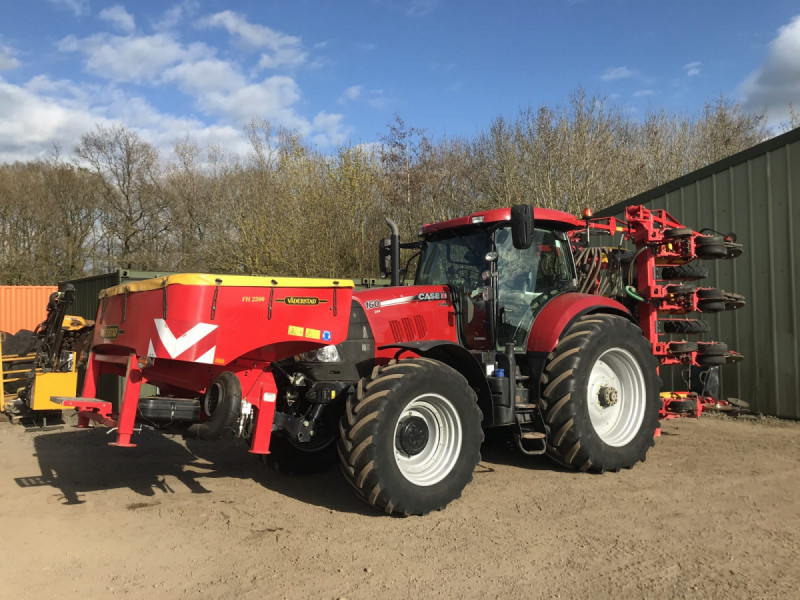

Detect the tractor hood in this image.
[353,285,460,360]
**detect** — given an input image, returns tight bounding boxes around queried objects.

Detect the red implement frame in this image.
[571,206,742,419]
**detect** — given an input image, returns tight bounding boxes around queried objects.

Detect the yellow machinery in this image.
[2,286,93,422]
[1,336,35,412]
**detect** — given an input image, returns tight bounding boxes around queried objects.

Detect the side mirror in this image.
[378,238,392,277]
[511,204,534,249]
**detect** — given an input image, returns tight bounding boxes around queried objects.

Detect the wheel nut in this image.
[396,416,429,456]
[598,386,619,408]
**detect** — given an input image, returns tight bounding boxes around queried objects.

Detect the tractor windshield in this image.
[495,227,574,348]
[415,228,489,290]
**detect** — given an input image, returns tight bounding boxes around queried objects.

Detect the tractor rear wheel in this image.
[338,358,483,516]
[540,315,661,472]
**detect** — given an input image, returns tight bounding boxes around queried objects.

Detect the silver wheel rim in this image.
[393,393,463,486]
[586,348,646,447]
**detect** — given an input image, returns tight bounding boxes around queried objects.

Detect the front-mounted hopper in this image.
[60,274,354,452]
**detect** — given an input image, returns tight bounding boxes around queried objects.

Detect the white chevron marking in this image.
[195,346,216,365]
[154,319,217,359]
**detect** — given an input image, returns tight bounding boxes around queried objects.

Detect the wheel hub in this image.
[397,416,429,456]
[598,385,619,408]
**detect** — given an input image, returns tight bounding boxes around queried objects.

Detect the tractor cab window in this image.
[416,229,488,290]
[496,227,573,348]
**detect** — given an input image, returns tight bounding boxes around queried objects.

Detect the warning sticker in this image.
[305,328,321,340]
[288,325,304,337]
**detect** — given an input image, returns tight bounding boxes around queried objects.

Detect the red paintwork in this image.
[354,285,459,360]
[421,207,583,234]
[526,293,631,353]
[79,281,353,452]
[93,284,352,364]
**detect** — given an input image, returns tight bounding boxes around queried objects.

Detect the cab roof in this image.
[420,206,584,235]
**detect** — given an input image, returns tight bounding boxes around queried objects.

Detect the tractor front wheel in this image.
[338,359,483,516]
[540,315,661,472]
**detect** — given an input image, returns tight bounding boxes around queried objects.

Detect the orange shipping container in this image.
[0,286,57,335]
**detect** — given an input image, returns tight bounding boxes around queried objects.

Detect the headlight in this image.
[298,345,341,362]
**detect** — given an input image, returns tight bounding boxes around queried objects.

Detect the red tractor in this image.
[61,204,742,515]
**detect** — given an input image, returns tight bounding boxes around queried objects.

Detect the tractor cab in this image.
[412,206,580,352]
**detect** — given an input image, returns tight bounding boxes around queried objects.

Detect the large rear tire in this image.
[540,315,661,472]
[338,358,483,516]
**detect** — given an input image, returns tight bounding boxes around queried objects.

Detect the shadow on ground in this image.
[15,426,566,513]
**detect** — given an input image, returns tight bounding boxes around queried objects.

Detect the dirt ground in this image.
[1,414,798,600]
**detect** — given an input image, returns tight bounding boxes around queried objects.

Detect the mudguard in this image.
[379,340,494,425]
[526,293,633,354]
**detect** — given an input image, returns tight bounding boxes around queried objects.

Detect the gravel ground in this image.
[1,413,798,599]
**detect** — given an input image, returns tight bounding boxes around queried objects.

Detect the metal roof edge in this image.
[597,126,800,217]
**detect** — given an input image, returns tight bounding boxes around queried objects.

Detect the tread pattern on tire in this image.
[661,263,708,281]
[539,314,661,473]
[662,319,711,334]
[338,358,483,516]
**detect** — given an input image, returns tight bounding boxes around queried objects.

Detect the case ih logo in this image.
[277,296,327,306]
[147,319,218,364]
[418,292,448,301]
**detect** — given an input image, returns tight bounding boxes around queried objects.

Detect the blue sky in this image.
[0,0,798,162]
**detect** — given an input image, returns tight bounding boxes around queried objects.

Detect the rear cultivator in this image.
[571,205,746,419]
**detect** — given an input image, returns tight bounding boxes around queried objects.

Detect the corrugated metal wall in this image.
[0,286,58,334]
[598,128,800,419]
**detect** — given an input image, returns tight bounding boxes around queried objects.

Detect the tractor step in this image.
[520,431,545,440]
[514,403,537,410]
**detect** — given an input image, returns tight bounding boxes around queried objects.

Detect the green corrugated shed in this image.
[597,127,800,419]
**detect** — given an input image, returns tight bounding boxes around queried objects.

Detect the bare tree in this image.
[74,125,167,270]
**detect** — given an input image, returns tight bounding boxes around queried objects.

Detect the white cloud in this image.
[47,0,88,16]
[0,74,253,162]
[0,76,110,162]
[601,66,635,81]
[0,42,20,70]
[740,15,800,124]
[161,59,246,94]
[199,76,306,129]
[339,85,362,104]
[59,32,211,82]
[154,2,198,31]
[311,111,351,146]
[406,0,439,16]
[684,61,702,76]
[366,89,391,110]
[198,10,308,69]
[1,13,350,161]
[99,5,136,33]
[634,89,654,97]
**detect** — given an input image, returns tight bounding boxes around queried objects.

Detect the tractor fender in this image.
[379,340,494,425]
[526,293,633,354]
